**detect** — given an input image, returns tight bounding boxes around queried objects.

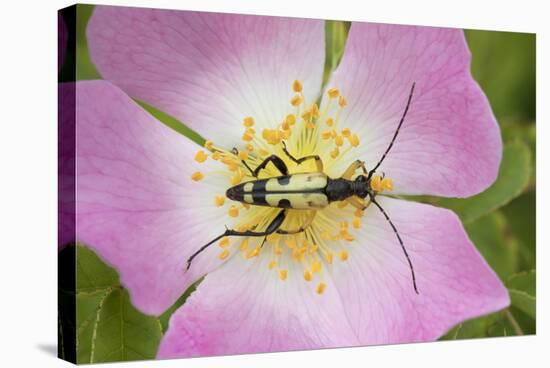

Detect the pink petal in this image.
[87,6,325,146]
[328,197,510,344]
[76,80,240,315]
[59,83,75,249]
[157,254,360,358]
[325,23,501,197]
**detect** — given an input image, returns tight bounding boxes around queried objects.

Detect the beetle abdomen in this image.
[226,173,329,209]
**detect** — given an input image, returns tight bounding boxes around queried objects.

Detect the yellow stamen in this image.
[325,252,333,264]
[290,94,303,106]
[212,151,221,160]
[355,208,364,217]
[327,88,340,98]
[204,140,214,150]
[242,132,254,142]
[218,237,230,248]
[352,217,361,229]
[306,122,316,129]
[246,143,254,151]
[238,151,249,161]
[349,134,360,147]
[191,171,204,181]
[321,130,332,140]
[326,118,334,127]
[303,269,312,281]
[215,195,225,207]
[194,150,208,163]
[311,260,322,273]
[341,128,351,137]
[268,260,278,270]
[311,103,320,118]
[382,177,394,191]
[274,245,283,255]
[228,205,239,217]
[279,269,288,281]
[259,148,270,157]
[266,233,280,243]
[286,114,296,125]
[218,249,230,260]
[239,239,249,252]
[330,147,339,159]
[371,175,383,192]
[285,238,297,249]
[293,79,303,92]
[301,110,312,121]
[243,116,255,127]
[246,246,260,259]
[334,135,344,147]
[338,95,347,108]
[339,250,349,261]
[230,172,242,185]
[316,282,327,294]
[337,201,348,209]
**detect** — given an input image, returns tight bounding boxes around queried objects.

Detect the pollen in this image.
[243,116,255,127]
[238,150,249,161]
[194,150,208,163]
[218,249,230,260]
[191,171,204,181]
[339,250,349,261]
[303,269,313,281]
[327,87,340,98]
[341,128,351,137]
[293,79,303,92]
[325,117,334,127]
[218,237,230,248]
[321,130,332,140]
[285,113,296,125]
[311,260,322,273]
[242,132,254,142]
[382,177,394,191]
[228,205,239,217]
[334,135,344,147]
[348,134,360,147]
[338,95,347,108]
[279,269,288,281]
[290,94,303,106]
[204,140,214,150]
[316,282,327,295]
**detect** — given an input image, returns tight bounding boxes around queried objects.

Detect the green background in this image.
[59,5,536,363]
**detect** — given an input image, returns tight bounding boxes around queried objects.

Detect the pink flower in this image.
[77,7,509,358]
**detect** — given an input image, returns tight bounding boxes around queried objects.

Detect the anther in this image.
[292,80,303,93]
[290,94,303,106]
[218,249,230,260]
[215,195,225,207]
[316,282,327,294]
[204,140,214,150]
[335,135,344,147]
[321,130,332,140]
[191,171,204,181]
[341,128,351,137]
[279,269,288,281]
[228,205,239,217]
[339,250,349,261]
[268,260,278,270]
[311,260,322,273]
[352,217,361,229]
[325,118,334,127]
[327,88,340,98]
[330,147,339,159]
[338,95,347,108]
[348,134,360,147]
[243,116,255,127]
[285,114,296,125]
[238,151,249,160]
[218,237,230,248]
[194,150,208,163]
[303,269,313,281]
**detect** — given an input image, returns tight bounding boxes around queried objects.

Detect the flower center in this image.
[191,80,394,295]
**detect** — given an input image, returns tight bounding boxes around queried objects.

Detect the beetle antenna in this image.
[371,197,419,294]
[185,230,229,272]
[367,82,415,181]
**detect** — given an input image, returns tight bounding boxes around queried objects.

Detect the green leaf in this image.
[75,245,163,363]
[501,191,536,269]
[158,280,200,332]
[323,20,351,87]
[465,212,519,280]
[437,141,531,224]
[506,270,536,319]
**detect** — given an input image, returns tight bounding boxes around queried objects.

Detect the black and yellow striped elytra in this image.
[187,83,419,294]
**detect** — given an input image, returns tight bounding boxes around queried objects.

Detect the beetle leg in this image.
[282,141,324,172]
[341,160,368,180]
[346,196,371,211]
[252,155,289,177]
[186,210,286,270]
[232,147,256,177]
[276,210,317,235]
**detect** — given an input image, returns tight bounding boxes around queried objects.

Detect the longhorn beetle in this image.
[187,83,418,294]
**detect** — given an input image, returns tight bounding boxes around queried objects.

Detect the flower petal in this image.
[157,253,360,358]
[76,80,241,315]
[87,7,325,146]
[324,23,501,197]
[328,197,509,344]
[59,83,75,249]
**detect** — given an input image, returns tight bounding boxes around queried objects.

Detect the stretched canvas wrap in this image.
[58,3,536,364]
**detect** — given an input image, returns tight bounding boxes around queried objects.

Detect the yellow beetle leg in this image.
[346,196,371,211]
[341,160,368,180]
[277,210,317,235]
[282,141,324,172]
